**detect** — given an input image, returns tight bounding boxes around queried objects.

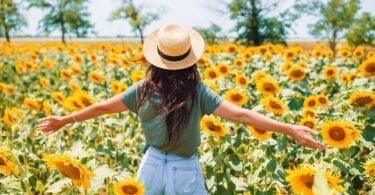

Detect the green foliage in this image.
[225,0,296,46]
[294,0,360,51]
[346,12,375,47]
[110,0,160,44]
[0,0,27,41]
[28,0,94,42]
[195,23,226,45]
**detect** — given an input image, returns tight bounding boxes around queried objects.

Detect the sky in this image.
[20,0,375,39]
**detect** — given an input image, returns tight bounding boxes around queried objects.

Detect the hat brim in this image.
[143,28,205,70]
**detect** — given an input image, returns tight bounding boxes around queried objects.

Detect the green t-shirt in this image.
[120,80,223,157]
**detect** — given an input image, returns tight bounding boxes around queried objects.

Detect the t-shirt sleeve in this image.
[200,83,224,115]
[120,81,143,113]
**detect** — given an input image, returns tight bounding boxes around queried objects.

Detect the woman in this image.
[36,24,325,195]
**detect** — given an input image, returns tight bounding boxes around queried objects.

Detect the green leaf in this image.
[363,126,375,142]
[266,159,277,172]
[333,160,350,174]
[288,96,303,110]
[312,169,334,195]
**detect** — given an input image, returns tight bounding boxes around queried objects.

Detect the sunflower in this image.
[235,73,249,88]
[349,91,375,108]
[89,53,98,62]
[131,70,145,83]
[74,90,95,107]
[0,150,20,176]
[258,45,268,55]
[247,125,272,140]
[39,76,49,89]
[23,98,41,111]
[286,166,316,195]
[256,78,280,96]
[242,50,253,61]
[52,92,66,105]
[204,67,219,80]
[201,116,227,138]
[343,122,362,141]
[72,54,83,64]
[302,108,316,118]
[43,59,55,68]
[324,171,345,192]
[359,58,375,77]
[367,51,375,59]
[323,66,338,81]
[88,71,106,83]
[111,80,128,94]
[226,43,238,54]
[303,96,318,109]
[284,49,296,60]
[253,71,269,83]
[1,84,15,94]
[44,154,95,189]
[64,96,85,111]
[264,52,272,62]
[299,117,316,130]
[216,63,231,76]
[114,178,145,195]
[353,47,364,59]
[315,94,329,108]
[69,81,80,92]
[261,96,286,115]
[283,61,292,73]
[43,101,52,116]
[224,89,248,106]
[321,121,354,148]
[197,57,209,67]
[364,159,375,178]
[3,108,15,126]
[119,56,132,69]
[233,58,245,69]
[69,65,82,76]
[60,69,72,81]
[287,66,306,81]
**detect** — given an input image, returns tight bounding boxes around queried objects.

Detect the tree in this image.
[0,0,27,42]
[294,0,360,52]
[195,23,226,45]
[346,12,375,47]
[28,0,94,43]
[222,0,296,46]
[110,0,160,44]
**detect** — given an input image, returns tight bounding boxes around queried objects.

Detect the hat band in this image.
[157,46,191,61]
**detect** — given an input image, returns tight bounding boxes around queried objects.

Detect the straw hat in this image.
[143,23,205,70]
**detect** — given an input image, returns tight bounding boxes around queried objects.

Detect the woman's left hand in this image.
[35,116,67,135]
[289,125,326,150]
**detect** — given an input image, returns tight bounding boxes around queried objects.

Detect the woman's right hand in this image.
[288,125,326,150]
[35,116,67,135]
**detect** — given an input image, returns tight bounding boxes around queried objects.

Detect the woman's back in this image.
[120,79,223,157]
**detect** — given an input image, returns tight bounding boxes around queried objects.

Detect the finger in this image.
[36,124,48,128]
[302,127,318,135]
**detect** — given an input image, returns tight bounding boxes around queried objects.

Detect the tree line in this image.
[0,0,374,51]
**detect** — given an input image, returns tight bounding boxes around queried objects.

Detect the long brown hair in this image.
[136,64,200,144]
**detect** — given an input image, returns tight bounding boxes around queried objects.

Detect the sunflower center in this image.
[0,157,6,165]
[287,52,294,58]
[327,70,334,75]
[303,121,314,129]
[300,174,314,189]
[55,162,81,179]
[329,127,346,141]
[269,100,282,109]
[231,94,243,102]
[263,83,275,92]
[308,100,316,107]
[207,122,221,132]
[305,111,315,117]
[220,67,228,73]
[254,128,266,134]
[239,78,246,85]
[291,69,304,77]
[81,98,92,107]
[319,97,327,104]
[365,62,375,73]
[121,185,138,194]
[355,96,372,105]
[209,71,217,78]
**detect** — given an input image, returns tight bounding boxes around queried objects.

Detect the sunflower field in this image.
[0,40,374,195]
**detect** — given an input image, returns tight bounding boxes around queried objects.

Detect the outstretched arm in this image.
[35,94,128,134]
[213,100,325,149]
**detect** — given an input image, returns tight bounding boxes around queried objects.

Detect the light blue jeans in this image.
[136,146,208,195]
